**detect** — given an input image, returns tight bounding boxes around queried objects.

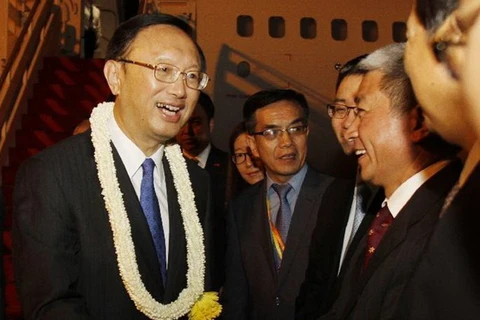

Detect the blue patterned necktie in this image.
[140,158,167,285]
[272,183,293,243]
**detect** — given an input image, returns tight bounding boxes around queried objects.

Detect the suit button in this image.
[275,297,280,306]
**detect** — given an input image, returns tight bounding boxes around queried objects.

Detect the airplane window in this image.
[269,16,285,38]
[362,20,378,42]
[300,17,316,39]
[237,15,254,37]
[392,21,407,42]
[237,61,251,78]
[331,19,347,41]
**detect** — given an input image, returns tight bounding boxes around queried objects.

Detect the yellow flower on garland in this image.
[189,292,222,320]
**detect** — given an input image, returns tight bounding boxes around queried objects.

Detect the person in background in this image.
[321,43,461,320]
[176,92,229,290]
[222,89,336,319]
[229,121,264,187]
[84,0,102,58]
[395,0,480,317]
[296,54,384,319]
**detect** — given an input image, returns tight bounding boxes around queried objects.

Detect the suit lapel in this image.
[341,161,461,317]
[162,157,188,303]
[277,169,329,287]
[256,181,278,280]
[112,146,165,299]
[338,188,383,280]
[360,161,460,285]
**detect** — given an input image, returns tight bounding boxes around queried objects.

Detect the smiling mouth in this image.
[156,103,181,115]
[355,150,366,156]
[355,149,367,161]
[279,153,296,160]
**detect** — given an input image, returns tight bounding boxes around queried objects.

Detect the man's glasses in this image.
[117,59,210,90]
[232,152,253,165]
[251,124,308,141]
[326,104,359,119]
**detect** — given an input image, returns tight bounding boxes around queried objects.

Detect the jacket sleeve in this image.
[220,203,248,319]
[13,157,94,320]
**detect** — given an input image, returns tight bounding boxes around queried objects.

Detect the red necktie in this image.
[363,204,393,271]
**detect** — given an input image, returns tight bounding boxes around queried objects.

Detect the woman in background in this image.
[225,122,264,204]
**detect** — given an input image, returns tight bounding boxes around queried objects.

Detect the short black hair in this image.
[415,0,459,33]
[335,54,369,92]
[106,13,206,70]
[197,92,215,121]
[229,122,247,155]
[243,89,309,134]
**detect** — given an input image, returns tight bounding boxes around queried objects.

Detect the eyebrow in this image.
[333,98,347,103]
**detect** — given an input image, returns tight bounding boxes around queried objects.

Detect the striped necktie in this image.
[140,158,167,285]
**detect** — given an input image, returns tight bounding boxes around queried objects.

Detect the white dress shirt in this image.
[109,116,170,265]
[386,160,449,218]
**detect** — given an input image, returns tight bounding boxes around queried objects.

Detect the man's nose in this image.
[278,130,293,147]
[342,111,357,129]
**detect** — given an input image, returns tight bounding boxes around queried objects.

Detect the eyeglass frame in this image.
[231,152,253,165]
[250,124,308,140]
[326,103,360,119]
[117,58,210,90]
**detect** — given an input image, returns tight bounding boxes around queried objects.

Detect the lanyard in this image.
[266,199,285,260]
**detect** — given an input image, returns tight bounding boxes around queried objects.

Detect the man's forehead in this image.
[256,101,303,122]
[355,71,384,106]
[127,25,199,61]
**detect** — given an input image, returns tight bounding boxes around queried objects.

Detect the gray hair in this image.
[356,43,417,115]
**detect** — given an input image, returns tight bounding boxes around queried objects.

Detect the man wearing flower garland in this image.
[222,89,336,319]
[13,14,219,320]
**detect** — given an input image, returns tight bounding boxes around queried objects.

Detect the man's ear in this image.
[247,134,260,158]
[104,60,121,96]
[410,106,430,143]
[209,118,214,133]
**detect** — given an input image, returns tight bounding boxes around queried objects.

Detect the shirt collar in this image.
[109,114,164,179]
[385,160,449,217]
[266,163,309,192]
[195,143,211,169]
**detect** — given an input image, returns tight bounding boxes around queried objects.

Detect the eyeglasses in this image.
[326,104,359,119]
[251,124,308,141]
[117,59,210,90]
[232,152,252,165]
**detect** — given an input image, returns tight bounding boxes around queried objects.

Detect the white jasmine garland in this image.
[90,102,205,319]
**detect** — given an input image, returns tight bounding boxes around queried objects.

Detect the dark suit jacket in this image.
[396,163,480,320]
[296,179,383,319]
[12,131,213,320]
[221,167,335,320]
[204,144,229,290]
[321,161,461,320]
[205,144,229,213]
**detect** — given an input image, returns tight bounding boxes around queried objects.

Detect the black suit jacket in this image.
[322,161,461,320]
[204,144,229,289]
[396,163,480,320]
[12,131,213,319]
[221,167,335,320]
[205,144,229,212]
[296,179,383,319]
